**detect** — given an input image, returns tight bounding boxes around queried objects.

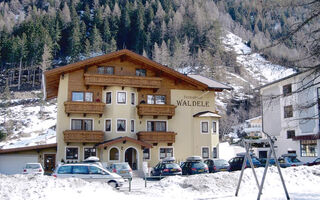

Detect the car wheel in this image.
[108,181,117,188]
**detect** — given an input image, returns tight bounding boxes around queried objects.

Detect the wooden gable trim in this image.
[0,143,57,154]
[96,136,152,149]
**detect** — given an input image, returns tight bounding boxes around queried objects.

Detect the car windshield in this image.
[165,163,180,169]
[214,160,228,166]
[115,164,130,170]
[192,162,206,168]
[26,164,40,169]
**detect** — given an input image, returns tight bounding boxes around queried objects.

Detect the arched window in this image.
[109,147,119,161]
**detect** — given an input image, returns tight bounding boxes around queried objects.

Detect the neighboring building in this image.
[0,143,57,175]
[244,116,265,138]
[260,69,320,162]
[44,49,231,171]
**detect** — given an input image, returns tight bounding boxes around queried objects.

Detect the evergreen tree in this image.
[102,18,111,43]
[118,2,131,49]
[90,25,103,53]
[52,20,61,58]
[84,39,91,57]
[69,21,81,62]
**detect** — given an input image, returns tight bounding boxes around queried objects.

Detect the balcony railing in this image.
[64,101,105,115]
[137,104,176,118]
[63,130,104,143]
[84,73,162,88]
[137,131,177,144]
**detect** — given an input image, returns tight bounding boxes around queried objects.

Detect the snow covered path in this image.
[1,165,320,200]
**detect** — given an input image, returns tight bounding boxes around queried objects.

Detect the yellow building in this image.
[44,50,231,171]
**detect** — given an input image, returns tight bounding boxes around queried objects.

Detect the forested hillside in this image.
[0,0,317,92]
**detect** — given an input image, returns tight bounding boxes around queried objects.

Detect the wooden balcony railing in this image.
[64,101,105,115]
[137,131,177,144]
[137,104,176,118]
[63,130,104,143]
[84,73,162,88]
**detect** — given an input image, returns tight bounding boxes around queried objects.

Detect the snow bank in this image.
[1,166,320,200]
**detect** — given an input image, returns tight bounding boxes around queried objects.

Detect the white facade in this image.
[260,70,320,162]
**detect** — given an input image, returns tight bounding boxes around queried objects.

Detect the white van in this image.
[52,163,124,188]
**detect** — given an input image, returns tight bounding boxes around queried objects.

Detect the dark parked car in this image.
[204,159,230,173]
[151,157,182,176]
[259,158,276,167]
[307,158,320,166]
[278,154,304,168]
[228,154,262,171]
[180,156,208,175]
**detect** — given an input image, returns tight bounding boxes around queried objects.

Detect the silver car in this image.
[108,163,133,179]
[52,163,124,188]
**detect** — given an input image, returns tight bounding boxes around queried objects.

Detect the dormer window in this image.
[98,66,114,75]
[136,69,146,76]
[283,84,292,96]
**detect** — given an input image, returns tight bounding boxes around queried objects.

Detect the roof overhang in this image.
[0,143,57,154]
[45,49,210,99]
[193,111,221,118]
[293,133,320,141]
[96,136,152,149]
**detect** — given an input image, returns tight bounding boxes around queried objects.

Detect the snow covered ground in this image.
[1,165,320,200]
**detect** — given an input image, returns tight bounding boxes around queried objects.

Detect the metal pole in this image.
[257,147,272,200]
[129,178,132,192]
[270,137,290,200]
[235,140,249,196]
[245,142,260,190]
[145,175,147,188]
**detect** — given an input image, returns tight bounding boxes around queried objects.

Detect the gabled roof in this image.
[0,143,57,154]
[96,136,152,149]
[188,75,232,91]
[45,49,230,99]
[193,111,221,118]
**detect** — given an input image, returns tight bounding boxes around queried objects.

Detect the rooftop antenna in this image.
[235,93,290,200]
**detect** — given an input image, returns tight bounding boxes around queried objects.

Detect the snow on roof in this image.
[187,74,232,90]
[193,111,221,118]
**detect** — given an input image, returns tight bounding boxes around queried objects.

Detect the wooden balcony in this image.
[137,104,176,118]
[63,130,104,143]
[64,101,105,115]
[137,131,177,144]
[84,73,162,88]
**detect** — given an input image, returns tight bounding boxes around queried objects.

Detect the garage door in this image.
[0,154,38,175]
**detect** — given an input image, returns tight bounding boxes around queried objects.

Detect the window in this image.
[213,147,218,158]
[98,66,114,75]
[159,148,173,159]
[147,95,166,104]
[72,92,93,102]
[71,119,93,130]
[130,120,135,133]
[284,105,293,118]
[117,92,126,104]
[147,121,166,132]
[131,93,135,105]
[72,166,89,174]
[84,148,96,160]
[105,119,111,132]
[202,147,209,159]
[301,140,317,157]
[212,121,217,133]
[287,130,295,139]
[201,121,209,133]
[117,119,126,132]
[58,166,72,174]
[143,149,150,160]
[109,147,119,160]
[136,69,146,76]
[283,84,292,96]
[106,92,112,104]
[89,166,105,174]
[66,147,78,160]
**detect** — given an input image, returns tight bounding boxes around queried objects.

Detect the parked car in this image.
[107,163,133,179]
[52,163,124,188]
[228,154,262,171]
[306,158,320,166]
[180,156,208,175]
[23,163,44,175]
[151,157,182,177]
[204,159,230,173]
[259,158,276,167]
[278,154,304,168]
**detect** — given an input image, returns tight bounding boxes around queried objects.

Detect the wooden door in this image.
[44,154,56,175]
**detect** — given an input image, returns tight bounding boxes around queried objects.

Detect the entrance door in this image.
[44,154,56,175]
[125,148,138,170]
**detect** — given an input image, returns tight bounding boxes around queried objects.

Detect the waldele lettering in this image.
[176,95,210,107]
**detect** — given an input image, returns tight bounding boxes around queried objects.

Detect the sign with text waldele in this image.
[176,95,210,107]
